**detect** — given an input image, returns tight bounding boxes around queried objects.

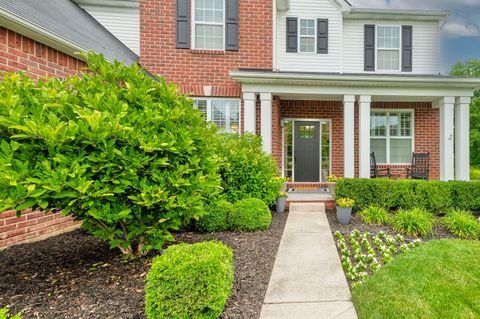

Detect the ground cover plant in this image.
[0,307,21,319]
[229,198,272,231]
[389,208,434,237]
[358,206,389,225]
[334,230,422,288]
[145,241,234,319]
[352,240,480,319]
[443,210,480,239]
[0,52,221,256]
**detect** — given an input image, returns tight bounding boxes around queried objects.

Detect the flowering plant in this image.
[336,197,355,208]
[326,175,342,182]
[278,191,288,198]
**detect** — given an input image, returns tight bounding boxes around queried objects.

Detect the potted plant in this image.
[326,175,341,196]
[336,197,355,225]
[276,191,288,213]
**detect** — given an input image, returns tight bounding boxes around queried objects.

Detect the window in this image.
[299,19,315,53]
[370,111,413,164]
[299,125,316,139]
[377,26,400,71]
[193,98,240,133]
[193,0,224,50]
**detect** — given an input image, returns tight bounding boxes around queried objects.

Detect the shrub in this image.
[196,200,234,232]
[215,133,282,206]
[145,241,234,319]
[358,206,389,225]
[335,178,480,213]
[443,210,480,239]
[230,198,271,231]
[0,52,220,256]
[0,307,22,319]
[390,208,434,237]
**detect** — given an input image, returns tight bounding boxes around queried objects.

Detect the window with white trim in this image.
[370,111,413,164]
[377,26,401,71]
[299,19,315,53]
[193,98,240,133]
[193,0,224,50]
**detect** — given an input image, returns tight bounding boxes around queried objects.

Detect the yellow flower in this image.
[336,197,354,208]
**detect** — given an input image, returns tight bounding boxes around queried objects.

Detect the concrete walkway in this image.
[260,203,358,319]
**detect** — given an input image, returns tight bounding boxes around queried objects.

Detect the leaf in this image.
[16,199,37,211]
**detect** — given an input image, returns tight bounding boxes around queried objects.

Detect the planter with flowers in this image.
[336,197,355,225]
[276,191,288,213]
[326,175,342,196]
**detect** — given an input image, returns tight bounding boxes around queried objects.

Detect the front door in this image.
[294,121,320,182]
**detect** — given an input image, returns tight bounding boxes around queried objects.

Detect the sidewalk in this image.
[259,202,358,319]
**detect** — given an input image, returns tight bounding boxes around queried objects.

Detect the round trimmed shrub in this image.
[230,198,271,231]
[196,200,234,232]
[145,241,234,319]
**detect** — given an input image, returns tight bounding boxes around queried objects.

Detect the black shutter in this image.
[286,17,298,53]
[402,25,413,72]
[317,19,328,54]
[225,0,239,51]
[176,0,189,49]
[364,24,375,71]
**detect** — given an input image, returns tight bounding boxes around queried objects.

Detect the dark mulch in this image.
[325,208,457,241]
[0,211,288,319]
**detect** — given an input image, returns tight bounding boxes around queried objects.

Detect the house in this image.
[1,0,480,247]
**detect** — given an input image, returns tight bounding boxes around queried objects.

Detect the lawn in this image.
[352,240,480,319]
[471,166,480,180]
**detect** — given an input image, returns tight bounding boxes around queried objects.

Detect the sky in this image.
[349,0,480,74]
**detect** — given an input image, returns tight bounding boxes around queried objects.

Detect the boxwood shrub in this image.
[145,241,234,319]
[335,179,480,214]
[196,199,234,232]
[230,198,271,231]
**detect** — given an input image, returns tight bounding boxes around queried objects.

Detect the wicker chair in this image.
[370,152,391,178]
[406,152,430,180]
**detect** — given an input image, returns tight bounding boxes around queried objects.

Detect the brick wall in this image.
[0,27,85,79]
[0,27,84,248]
[140,0,272,97]
[277,99,440,180]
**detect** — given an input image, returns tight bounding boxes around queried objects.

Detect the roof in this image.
[0,0,139,66]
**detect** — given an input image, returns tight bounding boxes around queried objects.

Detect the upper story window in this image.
[193,98,240,133]
[193,0,224,50]
[377,26,401,71]
[299,19,315,53]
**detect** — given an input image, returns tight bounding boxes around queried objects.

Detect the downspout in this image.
[272,0,277,71]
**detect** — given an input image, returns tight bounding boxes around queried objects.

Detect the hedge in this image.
[335,179,480,214]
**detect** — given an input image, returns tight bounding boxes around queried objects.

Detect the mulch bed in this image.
[0,211,288,319]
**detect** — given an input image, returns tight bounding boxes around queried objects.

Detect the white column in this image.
[439,97,455,181]
[455,97,471,181]
[260,92,273,154]
[243,92,256,134]
[358,95,371,178]
[344,95,355,178]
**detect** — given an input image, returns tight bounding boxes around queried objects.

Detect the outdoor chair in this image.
[406,152,430,180]
[370,152,391,178]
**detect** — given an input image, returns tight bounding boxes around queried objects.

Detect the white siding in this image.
[342,19,440,75]
[276,0,342,73]
[80,5,139,55]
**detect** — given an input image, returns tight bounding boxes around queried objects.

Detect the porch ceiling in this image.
[277,93,440,103]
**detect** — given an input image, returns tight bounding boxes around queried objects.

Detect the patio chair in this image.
[370,152,391,178]
[406,152,430,180]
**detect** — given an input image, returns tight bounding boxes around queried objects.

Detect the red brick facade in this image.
[0,27,85,79]
[140,0,272,97]
[0,27,84,248]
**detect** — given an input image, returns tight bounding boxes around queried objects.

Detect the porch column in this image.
[455,97,471,181]
[243,92,256,133]
[358,95,371,178]
[344,95,355,178]
[439,97,455,181]
[260,93,273,154]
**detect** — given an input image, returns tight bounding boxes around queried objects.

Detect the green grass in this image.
[353,240,480,319]
[471,167,480,180]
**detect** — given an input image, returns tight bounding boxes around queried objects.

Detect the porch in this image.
[231,70,480,182]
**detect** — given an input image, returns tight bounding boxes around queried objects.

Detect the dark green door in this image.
[294,121,320,182]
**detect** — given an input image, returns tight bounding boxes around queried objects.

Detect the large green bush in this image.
[229,198,271,231]
[145,241,234,319]
[335,179,480,214]
[0,52,220,255]
[215,133,282,206]
[196,199,234,232]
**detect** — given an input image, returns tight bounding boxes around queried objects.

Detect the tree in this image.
[450,59,480,167]
[0,52,221,256]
